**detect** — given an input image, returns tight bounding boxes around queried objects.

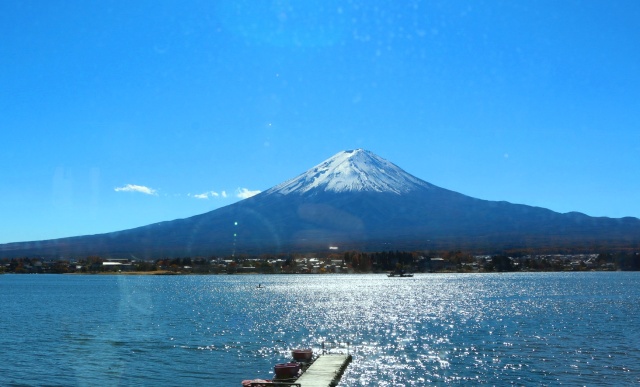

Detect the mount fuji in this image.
[2,149,640,258]
[264,149,432,195]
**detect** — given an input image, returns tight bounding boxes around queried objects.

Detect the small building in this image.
[430,257,446,271]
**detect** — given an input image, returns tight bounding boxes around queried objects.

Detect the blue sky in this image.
[1,1,639,244]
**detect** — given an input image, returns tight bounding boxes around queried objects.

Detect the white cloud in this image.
[190,190,226,199]
[236,187,261,199]
[114,184,157,196]
[113,185,256,200]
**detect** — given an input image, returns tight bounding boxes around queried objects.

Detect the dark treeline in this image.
[342,250,640,272]
[2,250,638,274]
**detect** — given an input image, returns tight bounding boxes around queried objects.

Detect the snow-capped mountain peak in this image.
[265,149,433,195]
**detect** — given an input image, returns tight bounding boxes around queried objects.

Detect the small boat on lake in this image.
[274,362,301,378]
[291,348,313,362]
[241,379,270,387]
[387,270,413,277]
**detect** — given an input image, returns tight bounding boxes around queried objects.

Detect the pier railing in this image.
[321,340,350,355]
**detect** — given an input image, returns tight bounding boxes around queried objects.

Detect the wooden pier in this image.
[294,354,352,387]
[246,352,352,387]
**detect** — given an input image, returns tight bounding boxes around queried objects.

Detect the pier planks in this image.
[295,354,352,387]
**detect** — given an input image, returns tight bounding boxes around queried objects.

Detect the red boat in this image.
[241,379,271,387]
[273,362,300,378]
[291,348,313,362]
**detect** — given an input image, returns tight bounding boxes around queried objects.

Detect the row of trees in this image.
[2,251,638,274]
[342,250,640,273]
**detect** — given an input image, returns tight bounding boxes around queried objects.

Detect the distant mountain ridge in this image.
[2,149,639,258]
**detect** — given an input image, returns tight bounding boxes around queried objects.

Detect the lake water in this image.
[1,272,639,386]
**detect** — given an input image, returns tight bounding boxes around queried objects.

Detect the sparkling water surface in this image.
[1,272,639,386]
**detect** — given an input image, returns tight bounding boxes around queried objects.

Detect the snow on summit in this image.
[266,149,432,195]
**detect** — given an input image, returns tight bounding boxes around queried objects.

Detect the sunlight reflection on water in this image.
[1,273,639,385]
